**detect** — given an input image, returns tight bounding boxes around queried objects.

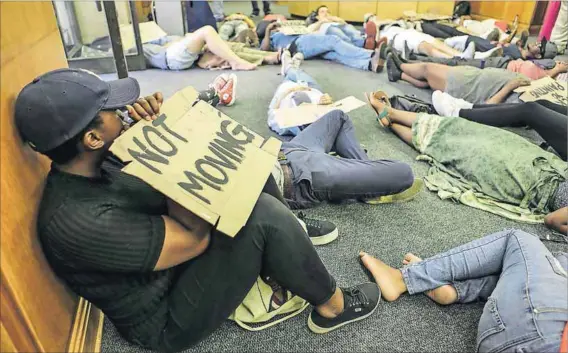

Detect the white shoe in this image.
[474,46,504,59]
[280,49,292,76]
[444,35,468,51]
[291,52,304,69]
[432,90,473,117]
[458,42,476,59]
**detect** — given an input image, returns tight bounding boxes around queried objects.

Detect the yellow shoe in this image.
[364,178,424,205]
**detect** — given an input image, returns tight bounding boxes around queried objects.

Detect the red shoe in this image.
[364,21,377,50]
[211,73,230,93]
[218,74,237,106]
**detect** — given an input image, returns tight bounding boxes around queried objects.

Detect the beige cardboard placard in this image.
[120,21,168,51]
[516,77,568,105]
[110,86,281,237]
[273,96,366,129]
[279,26,310,35]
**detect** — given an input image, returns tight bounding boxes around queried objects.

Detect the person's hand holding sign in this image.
[125,92,164,123]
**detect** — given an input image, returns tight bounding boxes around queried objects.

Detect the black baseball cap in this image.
[540,37,558,59]
[15,68,140,153]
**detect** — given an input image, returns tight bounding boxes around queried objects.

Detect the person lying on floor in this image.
[420,19,525,46]
[266,52,421,209]
[443,34,558,61]
[218,13,257,42]
[257,20,385,72]
[402,54,568,80]
[365,90,567,227]
[305,5,372,49]
[385,51,532,104]
[359,229,568,353]
[196,41,282,70]
[142,25,257,71]
[15,68,384,352]
[431,92,568,161]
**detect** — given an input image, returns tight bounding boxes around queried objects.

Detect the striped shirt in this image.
[37,156,172,348]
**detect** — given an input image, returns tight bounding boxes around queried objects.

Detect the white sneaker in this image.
[280,50,292,76]
[291,52,304,70]
[458,41,476,59]
[444,35,468,51]
[432,90,473,117]
[474,46,504,59]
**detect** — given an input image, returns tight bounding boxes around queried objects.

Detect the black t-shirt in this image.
[37,156,171,348]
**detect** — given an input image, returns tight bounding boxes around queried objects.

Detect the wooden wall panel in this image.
[338,1,377,22]
[0,2,79,352]
[470,1,537,31]
[288,1,311,17]
[416,1,455,16]
[309,1,339,17]
[376,1,418,20]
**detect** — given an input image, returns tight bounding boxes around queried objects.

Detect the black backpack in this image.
[453,1,471,19]
[389,95,436,115]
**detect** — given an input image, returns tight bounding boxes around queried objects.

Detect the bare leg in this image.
[399,62,450,91]
[401,253,458,305]
[262,52,280,65]
[401,73,430,88]
[185,26,257,71]
[359,251,458,304]
[367,94,418,146]
[419,42,454,59]
[429,41,463,57]
[390,123,414,145]
[314,287,345,318]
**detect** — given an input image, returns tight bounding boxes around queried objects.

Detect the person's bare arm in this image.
[545,62,568,78]
[328,15,346,24]
[153,199,213,271]
[545,207,568,235]
[260,22,279,51]
[308,21,325,32]
[486,77,530,104]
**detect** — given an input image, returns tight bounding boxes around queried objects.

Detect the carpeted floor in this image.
[100,3,567,353]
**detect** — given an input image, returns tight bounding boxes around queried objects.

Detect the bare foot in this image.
[263,52,280,65]
[402,253,458,305]
[230,60,257,71]
[359,251,406,301]
[366,92,393,127]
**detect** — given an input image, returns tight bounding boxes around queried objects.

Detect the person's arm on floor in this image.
[260,22,279,51]
[154,199,212,271]
[545,207,568,235]
[485,77,530,104]
[545,61,568,78]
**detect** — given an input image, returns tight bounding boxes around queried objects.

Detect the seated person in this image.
[218,13,256,42]
[431,93,568,160]
[444,34,558,60]
[142,26,257,71]
[15,68,386,351]
[385,53,531,104]
[365,91,567,226]
[257,20,385,72]
[267,52,421,209]
[403,53,568,80]
[306,5,368,49]
[359,229,568,353]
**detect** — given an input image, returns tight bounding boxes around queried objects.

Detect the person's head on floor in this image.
[256,19,279,40]
[306,5,329,25]
[524,38,558,59]
[15,68,140,168]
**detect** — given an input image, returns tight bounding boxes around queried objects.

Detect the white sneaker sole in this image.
[307,293,381,334]
[310,228,339,246]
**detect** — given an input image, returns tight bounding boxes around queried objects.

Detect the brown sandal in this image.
[364,91,393,128]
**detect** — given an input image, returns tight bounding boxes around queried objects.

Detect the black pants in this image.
[459,101,568,160]
[160,177,336,352]
[420,22,467,39]
[465,35,522,59]
[412,54,511,69]
[251,1,270,14]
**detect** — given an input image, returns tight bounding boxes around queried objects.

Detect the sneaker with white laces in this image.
[458,41,476,59]
[280,49,292,76]
[308,283,381,334]
[432,90,473,117]
[291,52,304,69]
[296,212,338,246]
[217,74,237,106]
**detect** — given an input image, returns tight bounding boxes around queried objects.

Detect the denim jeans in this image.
[402,229,568,353]
[281,110,414,209]
[295,34,373,71]
[268,68,323,136]
[326,24,365,47]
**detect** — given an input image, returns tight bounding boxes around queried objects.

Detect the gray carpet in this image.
[100,3,567,353]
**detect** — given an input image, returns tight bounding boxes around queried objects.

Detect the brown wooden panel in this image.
[0,2,59,65]
[309,1,339,17]
[338,1,377,22]
[0,2,79,352]
[1,322,18,353]
[288,1,311,16]
[416,1,455,16]
[376,1,418,20]
[504,1,536,26]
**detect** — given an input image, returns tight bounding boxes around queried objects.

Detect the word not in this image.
[127,113,255,204]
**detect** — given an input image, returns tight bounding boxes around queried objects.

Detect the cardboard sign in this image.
[279,26,310,36]
[110,86,281,237]
[273,96,366,129]
[120,21,168,51]
[516,77,568,106]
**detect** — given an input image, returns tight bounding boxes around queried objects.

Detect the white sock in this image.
[458,42,476,59]
[473,46,502,59]
[432,90,473,117]
[444,35,468,51]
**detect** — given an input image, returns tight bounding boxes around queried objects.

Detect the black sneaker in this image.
[386,53,402,82]
[308,283,381,334]
[250,12,259,17]
[297,212,338,246]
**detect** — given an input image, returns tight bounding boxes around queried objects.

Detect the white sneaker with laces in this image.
[432,90,473,117]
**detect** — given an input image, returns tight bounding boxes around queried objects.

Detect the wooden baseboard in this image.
[67,298,104,353]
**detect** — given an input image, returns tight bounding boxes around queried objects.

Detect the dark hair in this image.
[44,114,104,164]
[306,5,328,25]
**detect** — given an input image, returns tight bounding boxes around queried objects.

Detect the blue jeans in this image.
[267,68,323,136]
[326,24,365,47]
[295,34,373,71]
[402,229,568,353]
[281,110,414,209]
